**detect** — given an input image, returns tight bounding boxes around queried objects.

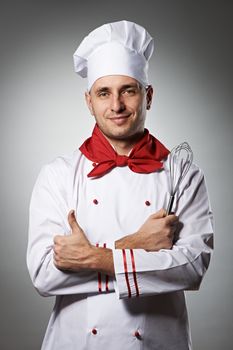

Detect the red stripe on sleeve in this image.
[122,249,131,298]
[105,275,109,292]
[98,273,102,292]
[130,249,140,297]
[96,243,102,292]
[103,243,109,292]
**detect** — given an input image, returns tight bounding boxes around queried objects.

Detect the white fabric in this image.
[27,149,213,350]
[73,20,154,90]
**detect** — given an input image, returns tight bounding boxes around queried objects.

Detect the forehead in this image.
[91,75,140,91]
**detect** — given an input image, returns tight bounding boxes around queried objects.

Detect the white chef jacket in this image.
[27,148,213,350]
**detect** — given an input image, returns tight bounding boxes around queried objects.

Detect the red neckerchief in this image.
[79,124,170,178]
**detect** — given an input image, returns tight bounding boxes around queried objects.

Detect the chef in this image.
[27,20,214,349]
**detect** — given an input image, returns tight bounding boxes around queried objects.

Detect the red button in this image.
[145,200,151,206]
[134,331,141,339]
[92,162,97,167]
[92,328,97,335]
[93,199,98,205]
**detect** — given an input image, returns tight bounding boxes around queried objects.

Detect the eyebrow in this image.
[94,83,141,94]
[95,87,110,93]
[120,83,141,90]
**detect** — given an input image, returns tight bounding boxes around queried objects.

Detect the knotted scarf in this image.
[79,124,169,178]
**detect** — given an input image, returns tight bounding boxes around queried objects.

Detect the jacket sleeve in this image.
[112,165,214,299]
[27,160,114,297]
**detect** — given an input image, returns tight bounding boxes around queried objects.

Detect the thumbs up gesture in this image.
[67,210,90,245]
[53,210,92,271]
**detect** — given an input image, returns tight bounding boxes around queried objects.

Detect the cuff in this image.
[113,248,140,299]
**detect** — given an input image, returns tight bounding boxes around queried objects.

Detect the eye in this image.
[97,91,110,98]
[122,88,137,96]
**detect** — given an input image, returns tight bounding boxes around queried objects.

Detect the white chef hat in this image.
[73,20,154,90]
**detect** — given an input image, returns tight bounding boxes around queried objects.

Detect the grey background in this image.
[0,0,232,349]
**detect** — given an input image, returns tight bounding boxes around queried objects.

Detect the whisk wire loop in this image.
[166,142,193,215]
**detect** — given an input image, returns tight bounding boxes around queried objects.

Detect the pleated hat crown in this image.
[73,20,154,90]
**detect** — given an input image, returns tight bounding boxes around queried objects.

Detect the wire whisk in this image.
[166,142,193,215]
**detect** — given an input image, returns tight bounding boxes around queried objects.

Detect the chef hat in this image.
[73,20,154,90]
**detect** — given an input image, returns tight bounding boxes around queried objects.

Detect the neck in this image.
[104,131,145,156]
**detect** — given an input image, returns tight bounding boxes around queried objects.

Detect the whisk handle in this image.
[166,195,175,215]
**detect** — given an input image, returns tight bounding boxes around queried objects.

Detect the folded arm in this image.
[53,208,178,275]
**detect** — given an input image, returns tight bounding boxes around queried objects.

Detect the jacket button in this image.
[134,331,141,339]
[145,200,151,206]
[92,328,97,335]
[92,162,97,167]
[93,199,98,205]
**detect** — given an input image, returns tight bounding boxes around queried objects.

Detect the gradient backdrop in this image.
[0,0,232,349]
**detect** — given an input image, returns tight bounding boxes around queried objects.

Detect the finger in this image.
[165,214,179,225]
[53,235,62,244]
[68,210,81,233]
[150,208,167,219]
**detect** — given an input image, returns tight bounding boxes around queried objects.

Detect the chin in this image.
[107,128,141,141]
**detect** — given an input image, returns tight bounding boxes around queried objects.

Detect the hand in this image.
[116,208,179,251]
[53,210,93,271]
[53,210,115,275]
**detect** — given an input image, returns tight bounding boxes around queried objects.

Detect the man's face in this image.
[85,75,153,142]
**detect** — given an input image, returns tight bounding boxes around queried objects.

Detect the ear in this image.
[85,91,94,115]
[146,85,153,110]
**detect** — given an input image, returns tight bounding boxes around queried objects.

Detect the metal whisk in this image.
[166,142,193,215]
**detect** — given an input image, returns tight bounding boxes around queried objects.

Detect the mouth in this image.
[108,114,130,119]
[108,115,131,126]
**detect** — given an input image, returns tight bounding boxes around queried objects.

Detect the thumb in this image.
[68,210,82,234]
[151,208,167,219]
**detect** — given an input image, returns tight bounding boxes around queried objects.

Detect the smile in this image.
[108,114,130,120]
[108,115,131,125]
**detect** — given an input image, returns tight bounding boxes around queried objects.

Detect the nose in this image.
[110,94,125,113]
